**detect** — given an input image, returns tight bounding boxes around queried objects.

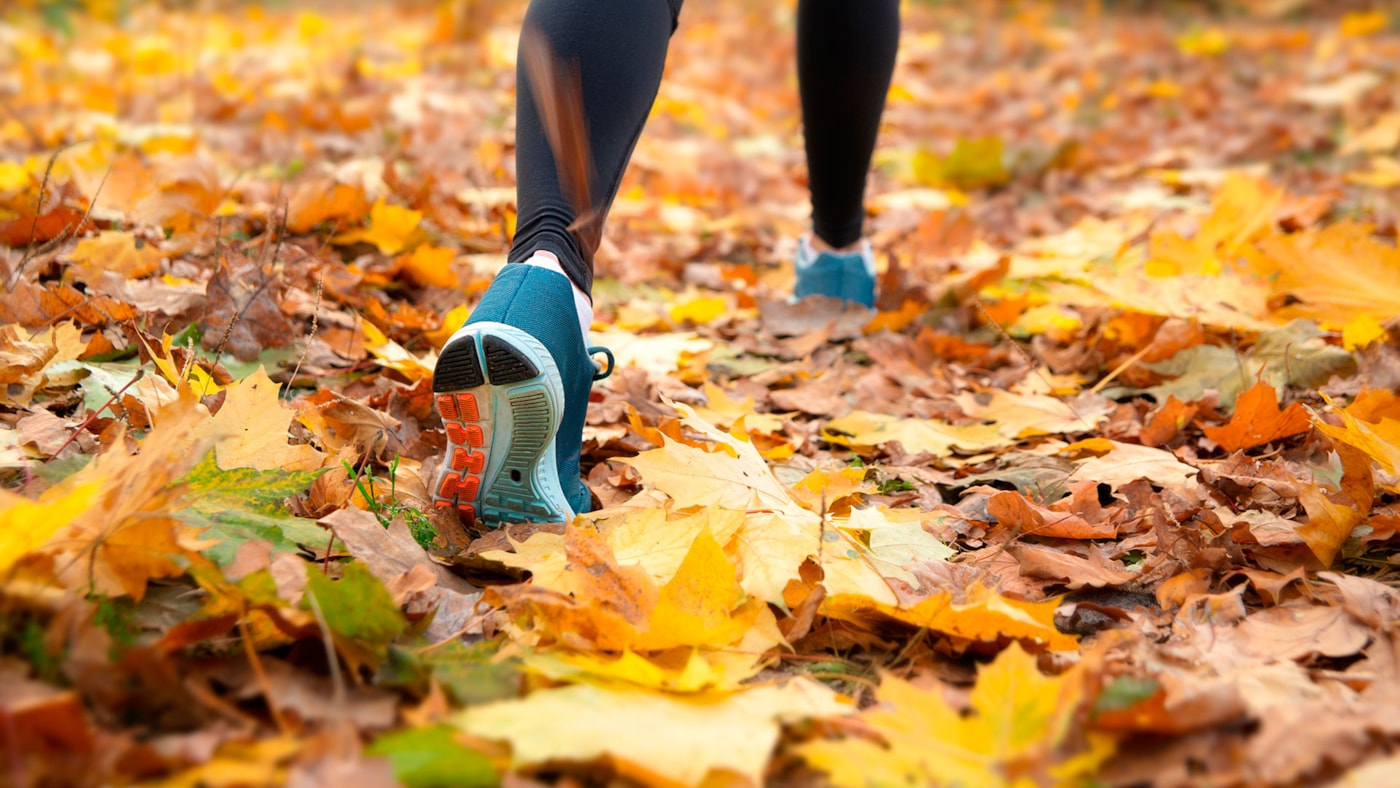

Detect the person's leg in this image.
[432,0,681,527]
[511,0,683,299]
[793,0,900,307]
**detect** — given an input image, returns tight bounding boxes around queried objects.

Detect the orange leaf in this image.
[68,231,163,283]
[1296,483,1364,568]
[1140,396,1199,448]
[286,179,370,233]
[1202,381,1312,451]
[985,490,1116,540]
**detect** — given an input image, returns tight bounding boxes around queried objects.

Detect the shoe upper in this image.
[462,264,601,515]
[793,236,877,308]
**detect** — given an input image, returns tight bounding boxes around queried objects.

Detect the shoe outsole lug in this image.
[432,339,485,391]
[483,334,539,384]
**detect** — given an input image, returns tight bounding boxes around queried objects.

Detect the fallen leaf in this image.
[334,199,423,254]
[205,368,326,471]
[800,644,1113,786]
[822,584,1080,651]
[455,678,846,786]
[1202,380,1312,450]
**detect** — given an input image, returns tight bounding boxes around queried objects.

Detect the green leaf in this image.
[366,725,497,788]
[302,561,406,651]
[422,639,522,706]
[1121,320,1356,410]
[1094,676,1160,714]
[176,452,327,564]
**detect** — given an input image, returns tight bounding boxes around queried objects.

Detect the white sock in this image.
[522,251,593,339]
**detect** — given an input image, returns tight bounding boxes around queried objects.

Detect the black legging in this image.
[508,0,900,297]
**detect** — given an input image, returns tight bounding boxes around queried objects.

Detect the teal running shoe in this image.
[430,264,612,527]
[792,236,877,308]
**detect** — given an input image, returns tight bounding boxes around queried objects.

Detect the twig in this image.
[10,145,70,287]
[973,297,1095,430]
[1089,342,1155,395]
[286,271,323,389]
[44,370,145,462]
[304,590,348,713]
[322,529,337,576]
[239,614,290,734]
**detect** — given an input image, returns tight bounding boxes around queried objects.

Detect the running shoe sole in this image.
[431,322,573,527]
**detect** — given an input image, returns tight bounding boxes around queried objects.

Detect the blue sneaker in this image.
[431,264,612,527]
[792,236,877,308]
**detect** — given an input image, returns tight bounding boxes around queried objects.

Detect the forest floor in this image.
[4,1,1400,786]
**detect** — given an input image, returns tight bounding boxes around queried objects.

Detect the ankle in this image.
[807,234,866,255]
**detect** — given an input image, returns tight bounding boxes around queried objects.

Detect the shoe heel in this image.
[431,323,571,528]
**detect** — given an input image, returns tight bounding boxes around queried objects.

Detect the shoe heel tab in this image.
[588,346,615,381]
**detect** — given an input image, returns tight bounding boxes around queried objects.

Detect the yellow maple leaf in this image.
[333,199,423,254]
[0,481,100,575]
[824,410,1004,456]
[954,387,1109,439]
[396,244,458,288]
[801,644,1115,787]
[1176,27,1229,57]
[455,678,847,787]
[363,320,437,381]
[1315,399,1400,494]
[1340,10,1388,37]
[618,407,798,512]
[1146,174,1280,277]
[634,528,763,651]
[1343,312,1388,350]
[0,160,33,192]
[204,367,325,471]
[490,523,764,654]
[522,647,765,693]
[484,507,746,594]
[139,332,224,396]
[788,466,873,515]
[822,584,1080,651]
[1251,221,1400,329]
[669,294,729,326]
[692,380,787,435]
[424,304,471,349]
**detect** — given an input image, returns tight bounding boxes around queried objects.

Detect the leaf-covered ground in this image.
[4,0,1400,785]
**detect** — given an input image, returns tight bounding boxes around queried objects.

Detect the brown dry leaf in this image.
[986,490,1117,540]
[1011,543,1138,589]
[1067,441,1200,492]
[1233,604,1371,660]
[320,508,482,640]
[199,256,295,363]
